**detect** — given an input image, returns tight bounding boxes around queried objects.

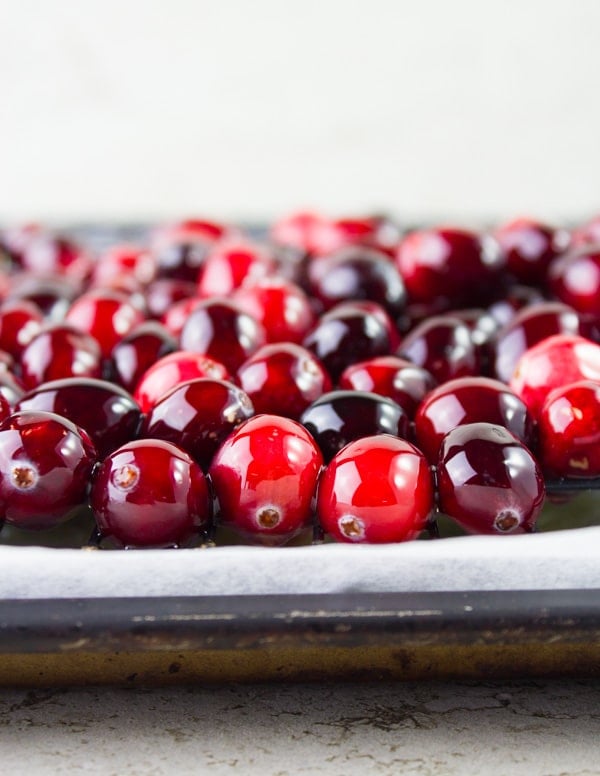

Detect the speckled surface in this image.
[0,681,598,774]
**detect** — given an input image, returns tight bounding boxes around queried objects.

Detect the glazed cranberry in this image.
[19,233,93,282]
[338,356,436,418]
[91,243,157,289]
[16,377,142,459]
[0,300,43,358]
[302,303,391,382]
[437,422,545,535]
[494,217,569,286]
[548,248,600,322]
[209,414,323,545]
[197,240,275,298]
[7,273,81,320]
[492,301,583,383]
[237,343,331,420]
[179,298,266,374]
[300,390,409,462]
[142,378,254,470]
[233,277,315,344]
[110,321,177,393]
[19,324,103,389]
[316,435,434,543]
[145,278,199,320]
[395,227,504,307]
[0,410,97,530]
[414,376,534,463]
[65,289,145,358]
[91,439,210,548]
[510,334,600,419]
[537,380,600,478]
[133,350,230,413]
[308,246,407,319]
[487,284,545,329]
[397,315,479,384]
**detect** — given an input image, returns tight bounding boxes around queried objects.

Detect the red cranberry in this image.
[7,273,81,320]
[414,376,535,463]
[316,435,434,543]
[233,277,315,344]
[395,227,504,307]
[142,378,254,470]
[269,211,333,255]
[152,222,225,282]
[179,298,266,374]
[65,289,145,358]
[145,278,199,320]
[0,300,43,358]
[161,296,203,338]
[537,380,600,478]
[209,414,323,545]
[18,233,93,282]
[91,243,157,289]
[487,284,546,329]
[0,393,10,423]
[152,217,230,249]
[397,315,479,384]
[19,324,103,389]
[338,356,436,418]
[133,350,230,413]
[300,389,410,462]
[548,247,600,322]
[0,410,97,530]
[0,371,25,407]
[90,439,210,548]
[198,241,275,298]
[570,214,600,247]
[16,377,142,459]
[237,343,331,420]
[437,422,545,535]
[110,321,177,393]
[494,217,569,286]
[510,334,600,419]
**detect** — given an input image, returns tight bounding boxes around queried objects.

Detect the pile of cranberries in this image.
[0,213,599,549]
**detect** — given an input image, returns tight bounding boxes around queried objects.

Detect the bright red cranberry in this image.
[237,343,331,420]
[548,248,600,322]
[145,278,198,320]
[398,315,479,384]
[91,243,157,289]
[65,289,145,358]
[437,422,545,535]
[492,301,583,383]
[18,233,93,282]
[537,380,600,478]
[110,321,177,393]
[133,350,230,413]
[197,241,275,298]
[302,302,391,382]
[338,356,436,418]
[90,439,210,548]
[316,434,433,543]
[7,273,81,320]
[487,284,546,329]
[0,410,97,530]
[395,227,504,307]
[300,390,410,462]
[209,414,323,545]
[494,217,569,286]
[16,377,142,459]
[233,277,315,344]
[19,324,103,389]
[0,300,43,358]
[414,376,535,463]
[179,298,266,375]
[269,211,333,255]
[510,334,600,419]
[142,378,254,470]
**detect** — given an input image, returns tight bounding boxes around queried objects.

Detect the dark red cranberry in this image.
[19,324,103,389]
[16,377,142,459]
[90,439,210,548]
[487,284,545,329]
[198,241,275,298]
[316,434,434,543]
[395,227,504,307]
[237,343,331,420]
[233,277,315,344]
[414,376,535,463]
[144,278,199,320]
[18,233,93,282]
[492,301,583,384]
[7,273,81,320]
[0,410,97,530]
[133,350,230,413]
[91,243,157,289]
[302,303,391,382]
[152,227,221,282]
[437,422,545,535]
[142,378,254,470]
[338,356,436,418]
[110,321,177,393]
[397,315,479,384]
[548,248,600,323]
[537,380,600,478]
[300,389,409,462]
[179,298,266,374]
[0,300,43,359]
[308,246,407,319]
[209,414,323,545]
[494,217,569,286]
[65,289,145,358]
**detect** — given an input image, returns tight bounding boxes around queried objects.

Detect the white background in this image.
[1,0,600,223]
